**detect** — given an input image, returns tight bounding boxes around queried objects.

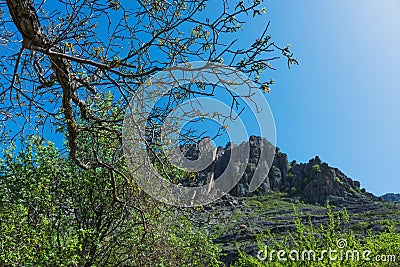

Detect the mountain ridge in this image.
[381,193,400,203]
[179,136,400,265]
[179,135,382,204]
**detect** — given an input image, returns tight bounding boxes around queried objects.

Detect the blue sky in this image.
[251,0,400,195]
[3,0,398,196]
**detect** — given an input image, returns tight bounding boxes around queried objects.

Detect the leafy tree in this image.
[0,1,296,265]
[0,0,296,170]
[0,137,222,266]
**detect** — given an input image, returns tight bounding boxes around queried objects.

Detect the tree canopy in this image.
[0,1,297,265]
[1,0,296,170]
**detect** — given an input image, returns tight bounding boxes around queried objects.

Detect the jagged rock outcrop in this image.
[381,193,400,203]
[283,156,381,204]
[179,136,378,204]
[183,136,398,266]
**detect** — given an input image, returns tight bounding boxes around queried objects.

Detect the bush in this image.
[0,137,222,266]
[232,204,400,267]
[312,164,321,173]
[335,176,343,184]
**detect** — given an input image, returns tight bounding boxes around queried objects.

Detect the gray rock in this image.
[381,193,400,203]
[176,136,376,204]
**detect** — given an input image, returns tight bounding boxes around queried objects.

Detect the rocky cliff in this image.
[382,193,400,203]
[179,136,380,204]
[181,136,398,266]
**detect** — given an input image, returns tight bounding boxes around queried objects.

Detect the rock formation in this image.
[381,193,400,203]
[178,136,379,204]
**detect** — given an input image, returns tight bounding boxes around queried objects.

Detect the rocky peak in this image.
[178,136,378,204]
[381,193,400,203]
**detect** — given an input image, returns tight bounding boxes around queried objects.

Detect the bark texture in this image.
[6,0,88,168]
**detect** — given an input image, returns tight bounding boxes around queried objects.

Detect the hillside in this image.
[180,136,380,204]
[382,193,400,203]
[181,136,400,266]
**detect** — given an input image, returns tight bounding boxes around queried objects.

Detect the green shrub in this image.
[335,176,343,184]
[312,164,321,173]
[232,204,400,267]
[0,137,222,266]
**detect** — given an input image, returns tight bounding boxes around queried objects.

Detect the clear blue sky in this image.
[250,0,400,195]
[4,0,398,196]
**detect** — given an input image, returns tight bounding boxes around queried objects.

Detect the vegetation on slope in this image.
[0,137,221,266]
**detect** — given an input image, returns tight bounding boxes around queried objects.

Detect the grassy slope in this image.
[191,192,400,266]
